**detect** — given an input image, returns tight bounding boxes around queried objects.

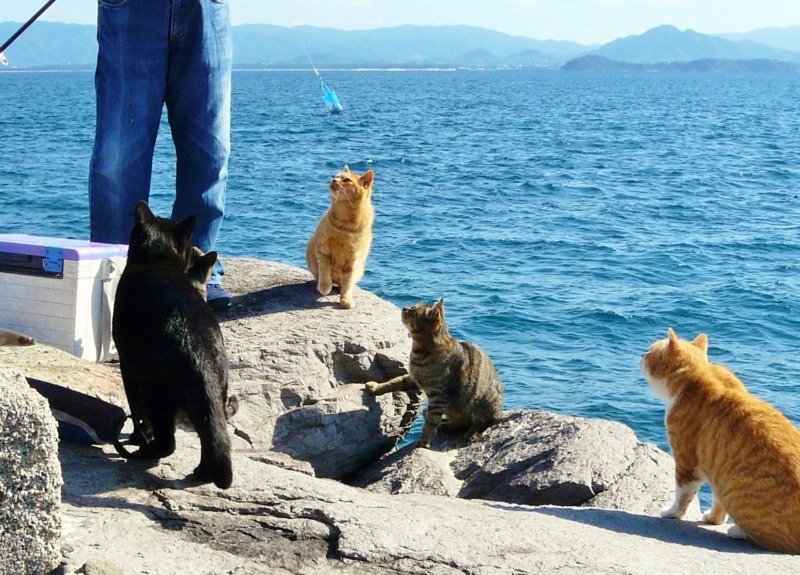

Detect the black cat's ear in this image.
[202,250,218,268]
[360,170,375,188]
[134,201,154,225]
[175,215,197,243]
[188,250,217,285]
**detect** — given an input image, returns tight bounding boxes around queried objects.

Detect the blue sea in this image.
[2,69,800,484]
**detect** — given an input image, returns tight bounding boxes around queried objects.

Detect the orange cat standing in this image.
[306,165,374,309]
[641,328,800,553]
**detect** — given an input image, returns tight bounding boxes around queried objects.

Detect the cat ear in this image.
[360,170,375,189]
[189,251,217,285]
[134,201,154,225]
[343,165,351,173]
[433,298,445,316]
[204,250,218,267]
[692,333,709,355]
[175,215,197,243]
[667,327,680,352]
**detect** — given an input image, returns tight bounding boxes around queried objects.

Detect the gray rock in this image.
[352,442,462,497]
[57,430,800,574]
[208,258,423,479]
[4,258,786,574]
[271,383,422,479]
[354,410,689,516]
[0,367,62,575]
[76,559,125,575]
[0,259,422,481]
[454,410,677,513]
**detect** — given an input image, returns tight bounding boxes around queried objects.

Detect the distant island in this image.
[0,22,798,71]
[563,55,800,73]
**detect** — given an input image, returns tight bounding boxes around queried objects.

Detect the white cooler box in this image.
[0,234,128,362]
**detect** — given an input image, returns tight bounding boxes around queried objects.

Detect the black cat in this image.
[112,202,233,489]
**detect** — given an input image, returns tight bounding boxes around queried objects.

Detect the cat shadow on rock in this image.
[527,506,759,554]
[216,279,339,322]
[59,455,199,520]
[59,442,196,502]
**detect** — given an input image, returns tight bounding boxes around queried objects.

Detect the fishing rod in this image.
[0,0,59,66]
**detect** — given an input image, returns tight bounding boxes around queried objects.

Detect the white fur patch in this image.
[661,479,702,519]
[641,357,675,409]
[728,524,751,541]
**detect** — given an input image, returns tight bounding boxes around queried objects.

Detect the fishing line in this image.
[0,0,60,65]
[301,42,344,114]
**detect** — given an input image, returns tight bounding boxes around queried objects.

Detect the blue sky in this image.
[2,0,799,45]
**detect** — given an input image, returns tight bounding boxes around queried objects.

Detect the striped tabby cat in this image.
[641,328,800,553]
[306,165,374,309]
[366,298,504,448]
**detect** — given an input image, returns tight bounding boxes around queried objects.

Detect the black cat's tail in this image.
[113,435,163,460]
[196,415,233,489]
[210,430,233,490]
[191,394,234,488]
[113,436,137,459]
[113,417,143,459]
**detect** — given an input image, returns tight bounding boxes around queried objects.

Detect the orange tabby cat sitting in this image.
[306,165,374,309]
[641,327,800,553]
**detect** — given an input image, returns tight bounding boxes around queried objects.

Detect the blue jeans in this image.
[89,0,232,284]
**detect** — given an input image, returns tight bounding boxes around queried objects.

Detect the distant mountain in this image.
[717,26,800,53]
[563,55,800,73]
[2,22,799,71]
[0,21,97,68]
[230,24,587,68]
[0,21,587,69]
[586,25,800,65]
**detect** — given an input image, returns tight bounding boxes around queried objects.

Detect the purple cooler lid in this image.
[0,233,128,260]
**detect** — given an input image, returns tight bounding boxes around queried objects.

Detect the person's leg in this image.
[89,0,171,245]
[165,0,232,291]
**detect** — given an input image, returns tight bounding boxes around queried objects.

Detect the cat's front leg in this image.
[661,478,702,519]
[418,395,447,449]
[338,267,355,309]
[316,252,333,296]
[702,493,727,524]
